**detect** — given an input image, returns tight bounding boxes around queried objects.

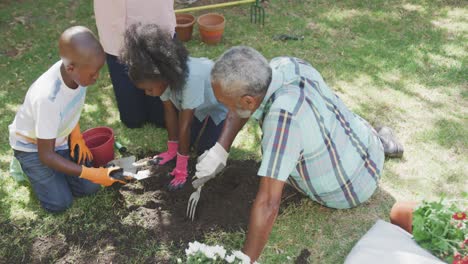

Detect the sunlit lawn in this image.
[0,0,466,263]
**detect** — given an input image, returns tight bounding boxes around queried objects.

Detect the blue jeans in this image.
[14,149,100,213]
[191,117,225,155]
[106,54,165,128]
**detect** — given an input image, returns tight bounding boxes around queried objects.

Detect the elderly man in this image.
[193,46,403,261]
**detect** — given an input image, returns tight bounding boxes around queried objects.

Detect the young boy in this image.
[9,26,126,213]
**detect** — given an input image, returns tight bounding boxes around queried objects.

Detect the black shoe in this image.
[377,126,404,158]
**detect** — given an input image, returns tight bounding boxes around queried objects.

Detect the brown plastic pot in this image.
[175,13,196,42]
[197,13,225,45]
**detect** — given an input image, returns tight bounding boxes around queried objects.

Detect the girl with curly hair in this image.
[120,23,228,190]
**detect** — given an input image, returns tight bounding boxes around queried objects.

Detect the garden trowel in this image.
[107,156,151,181]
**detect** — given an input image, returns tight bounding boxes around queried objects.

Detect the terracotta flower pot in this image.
[175,13,196,42]
[197,13,225,45]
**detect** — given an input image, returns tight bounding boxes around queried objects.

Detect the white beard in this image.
[236,108,252,118]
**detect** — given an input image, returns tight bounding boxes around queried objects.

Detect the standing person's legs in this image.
[191,117,225,155]
[14,150,74,213]
[107,54,165,128]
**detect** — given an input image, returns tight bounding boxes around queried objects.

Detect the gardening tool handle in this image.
[148,158,161,166]
[114,141,127,154]
[110,169,135,182]
[132,157,160,169]
[110,169,125,181]
[192,173,216,189]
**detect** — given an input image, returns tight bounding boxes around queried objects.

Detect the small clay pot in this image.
[175,13,196,42]
[197,13,225,45]
[390,201,418,233]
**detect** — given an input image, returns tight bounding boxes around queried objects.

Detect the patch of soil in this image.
[119,159,302,244]
[3,48,19,57]
[30,234,68,264]
[26,158,303,263]
[56,242,121,264]
[295,248,311,264]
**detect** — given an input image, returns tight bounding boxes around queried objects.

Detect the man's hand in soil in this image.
[192,142,229,188]
[80,166,128,186]
[191,111,249,188]
[242,177,285,262]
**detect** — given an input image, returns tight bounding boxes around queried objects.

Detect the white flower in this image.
[203,248,216,259]
[185,241,202,256]
[205,244,226,259]
[186,242,227,260]
[233,250,251,264]
[185,242,260,264]
[212,245,227,259]
[225,254,235,263]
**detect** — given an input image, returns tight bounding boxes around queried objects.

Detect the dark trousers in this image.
[190,117,225,155]
[106,54,165,128]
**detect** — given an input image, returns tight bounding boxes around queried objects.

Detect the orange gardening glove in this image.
[80,166,127,186]
[69,123,93,164]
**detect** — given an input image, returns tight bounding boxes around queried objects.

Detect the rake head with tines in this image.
[186,186,202,221]
[251,0,265,26]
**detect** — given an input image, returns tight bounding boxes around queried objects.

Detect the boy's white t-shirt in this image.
[9,60,87,152]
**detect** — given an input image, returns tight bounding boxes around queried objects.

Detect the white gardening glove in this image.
[192,142,228,189]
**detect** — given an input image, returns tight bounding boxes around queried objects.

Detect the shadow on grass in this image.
[0,183,176,263]
[419,118,467,150]
[0,160,303,263]
[262,0,466,105]
[353,100,404,127]
[0,159,397,263]
[261,186,396,263]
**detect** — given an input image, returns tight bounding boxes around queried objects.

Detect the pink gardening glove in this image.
[167,153,189,190]
[154,141,178,165]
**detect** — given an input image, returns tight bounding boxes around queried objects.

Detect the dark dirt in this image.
[294,248,311,264]
[119,158,302,243]
[23,158,304,263]
[30,234,68,264]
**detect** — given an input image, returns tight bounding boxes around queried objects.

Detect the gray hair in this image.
[211,46,272,97]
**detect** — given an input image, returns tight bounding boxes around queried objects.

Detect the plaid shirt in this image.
[253,57,384,209]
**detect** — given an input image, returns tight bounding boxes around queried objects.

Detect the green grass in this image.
[1,0,467,263]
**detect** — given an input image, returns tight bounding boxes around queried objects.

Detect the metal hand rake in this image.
[186,186,202,221]
[250,0,265,25]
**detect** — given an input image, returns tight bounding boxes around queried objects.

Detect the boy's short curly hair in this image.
[120,23,189,91]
